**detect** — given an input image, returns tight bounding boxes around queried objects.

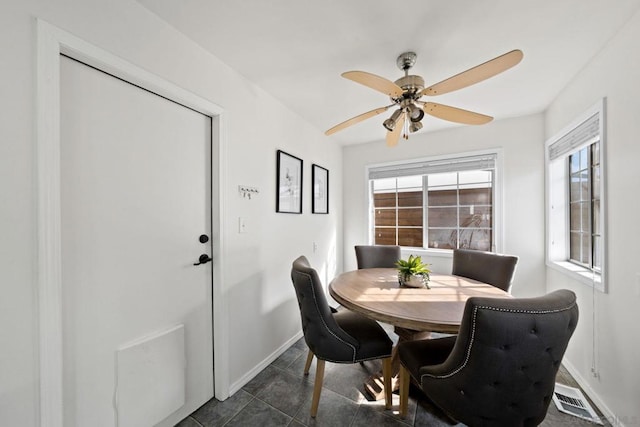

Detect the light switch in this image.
[239,217,248,233]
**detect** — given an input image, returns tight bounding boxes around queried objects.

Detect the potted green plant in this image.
[396,255,431,288]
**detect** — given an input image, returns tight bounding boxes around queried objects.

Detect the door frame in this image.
[36,20,229,427]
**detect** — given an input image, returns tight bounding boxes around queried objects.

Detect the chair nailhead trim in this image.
[421,301,577,381]
[300,271,357,362]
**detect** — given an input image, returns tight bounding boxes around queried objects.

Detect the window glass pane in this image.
[579,147,588,170]
[398,191,422,207]
[569,232,581,262]
[459,186,492,205]
[428,207,457,227]
[570,153,580,173]
[398,208,423,226]
[569,203,581,231]
[374,209,396,226]
[459,170,491,184]
[373,178,397,191]
[459,207,491,227]
[428,172,457,187]
[570,175,581,202]
[428,229,457,249]
[428,189,457,206]
[580,171,590,201]
[374,192,396,208]
[397,175,422,189]
[374,228,396,245]
[581,203,590,233]
[398,228,423,247]
[460,230,491,251]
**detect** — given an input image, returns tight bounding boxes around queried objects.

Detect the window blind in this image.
[548,112,600,160]
[368,153,496,180]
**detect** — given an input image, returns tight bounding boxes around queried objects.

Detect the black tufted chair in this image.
[398,290,579,426]
[355,245,401,269]
[291,256,393,417]
[452,248,519,292]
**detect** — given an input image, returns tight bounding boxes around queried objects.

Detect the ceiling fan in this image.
[325,49,523,147]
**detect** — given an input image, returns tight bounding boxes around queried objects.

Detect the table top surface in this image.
[328,268,511,333]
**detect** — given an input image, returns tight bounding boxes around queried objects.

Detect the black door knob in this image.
[193,254,212,266]
[199,234,209,243]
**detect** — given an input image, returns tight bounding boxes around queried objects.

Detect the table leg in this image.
[364,327,432,401]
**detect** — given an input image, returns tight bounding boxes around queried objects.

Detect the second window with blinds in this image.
[369,152,499,252]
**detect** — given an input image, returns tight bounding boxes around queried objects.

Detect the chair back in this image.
[421,290,579,427]
[291,256,359,362]
[452,248,518,292]
[355,245,401,269]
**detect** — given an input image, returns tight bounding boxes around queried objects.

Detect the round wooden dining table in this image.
[329,268,510,333]
[328,268,511,399]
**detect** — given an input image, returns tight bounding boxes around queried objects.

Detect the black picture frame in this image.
[312,164,329,214]
[276,150,303,214]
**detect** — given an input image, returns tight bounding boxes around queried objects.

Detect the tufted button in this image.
[459,389,465,396]
[530,328,537,334]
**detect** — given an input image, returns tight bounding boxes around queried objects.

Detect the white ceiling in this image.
[137,0,640,145]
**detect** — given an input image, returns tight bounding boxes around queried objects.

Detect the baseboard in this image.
[228,331,304,396]
[561,359,620,426]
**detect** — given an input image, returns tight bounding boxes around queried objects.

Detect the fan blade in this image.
[386,112,405,147]
[325,105,393,135]
[342,71,404,98]
[422,102,493,125]
[421,49,523,96]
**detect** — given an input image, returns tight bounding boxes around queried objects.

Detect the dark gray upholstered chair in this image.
[291,256,393,417]
[452,248,519,293]
[398,290,579,426]
[355,245,401,269]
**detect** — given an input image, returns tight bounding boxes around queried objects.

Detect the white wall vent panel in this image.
[115,325,185,427]
[552,383,602,424]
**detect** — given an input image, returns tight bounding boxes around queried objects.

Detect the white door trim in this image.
[36,20,229,427]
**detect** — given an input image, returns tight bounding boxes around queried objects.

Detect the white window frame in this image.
[365,149,504,258]
[545,99,607,292]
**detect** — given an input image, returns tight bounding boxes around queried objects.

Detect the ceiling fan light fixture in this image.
[408,104,425,122]
[383,109,403,131]
[409,121,423,133]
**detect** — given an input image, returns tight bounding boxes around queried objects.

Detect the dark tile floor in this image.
[177,330,608,427]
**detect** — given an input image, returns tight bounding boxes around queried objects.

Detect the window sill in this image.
[546,260,605,292]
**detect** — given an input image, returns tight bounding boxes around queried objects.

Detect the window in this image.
[546,99,606,290]
[569,144,601,271]
[368,152,500,252]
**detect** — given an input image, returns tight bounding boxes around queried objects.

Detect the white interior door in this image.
[60,55,213,426]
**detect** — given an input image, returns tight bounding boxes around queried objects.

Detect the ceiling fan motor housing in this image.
[394,75,425,96]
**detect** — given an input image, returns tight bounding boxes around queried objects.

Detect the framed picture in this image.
[276,150,303,213]
[312,164,329,214]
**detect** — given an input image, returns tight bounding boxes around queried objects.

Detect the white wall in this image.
[0,1,341,425]
[544,9,640,424]
[342,114,546,297]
